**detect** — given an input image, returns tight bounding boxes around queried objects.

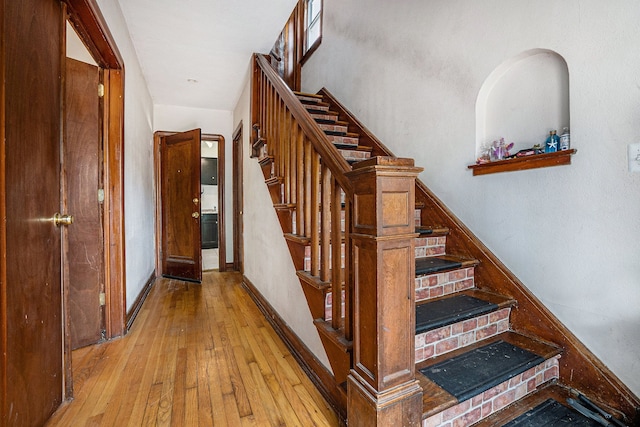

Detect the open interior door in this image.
[160,129,202,282]
[2,0,65,424]
[65,58,104,349]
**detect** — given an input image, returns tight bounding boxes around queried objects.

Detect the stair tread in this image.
[417,332,562,417]
[415,255,477,276]
[418,332,561,369]
[420,339,545,402]
[294,91,323,99]
[415,289,515,334]
[415,226,450,236]
[471,384,599,427]
[337,145,372,152]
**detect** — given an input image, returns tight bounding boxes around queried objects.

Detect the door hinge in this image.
[99,292,106,306]
[98,83,105,98]
[98,188,105,203]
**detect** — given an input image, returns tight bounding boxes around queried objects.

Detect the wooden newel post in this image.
[345,157,424,426]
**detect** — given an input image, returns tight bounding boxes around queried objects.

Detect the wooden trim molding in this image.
[241,275,347,424]
[125,272,155,331]
[63,0,123,68]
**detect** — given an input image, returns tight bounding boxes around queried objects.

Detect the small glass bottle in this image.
[545,130,559,153]
[560,127,570,150]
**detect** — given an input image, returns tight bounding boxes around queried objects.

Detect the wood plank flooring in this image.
[46,271,339,426]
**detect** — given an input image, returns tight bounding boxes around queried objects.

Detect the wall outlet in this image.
[629,143,640,173]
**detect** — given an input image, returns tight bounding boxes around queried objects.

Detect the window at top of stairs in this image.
[303,0,322,60]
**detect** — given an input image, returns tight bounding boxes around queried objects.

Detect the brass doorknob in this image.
[192,212,200,218]
[193,198,199,204]
[54,213,74,227]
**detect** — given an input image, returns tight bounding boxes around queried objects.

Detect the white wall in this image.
[302,0,640,395]
[154,105,234,263]
[233,75,332,370]
[96,0,155,312]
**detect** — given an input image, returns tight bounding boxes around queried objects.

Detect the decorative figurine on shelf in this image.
[491,138,514,161]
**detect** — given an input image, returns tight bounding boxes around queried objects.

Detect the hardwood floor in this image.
[46,271,339,426]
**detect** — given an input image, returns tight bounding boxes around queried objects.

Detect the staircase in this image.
[250,53,639,426]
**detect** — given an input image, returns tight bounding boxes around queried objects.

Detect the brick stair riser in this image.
[339,148,371,162]
[422,357,561,427]
[310,113,338,122]
[415,236,447,258]
[327,135,359,146]
[415,308,510,364]
[415,267,475,302]
[303,242,345,272]
[318,123,349,134]
[325,289,345,321]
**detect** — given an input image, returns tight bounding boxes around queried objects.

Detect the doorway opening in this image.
[154,132,227,278]
[201,135,224,271]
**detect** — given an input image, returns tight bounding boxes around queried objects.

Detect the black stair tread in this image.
[471,384,624,427]
[415,226,450,237]
[306,107,335,115]
[417,332,562,417]
[415,255,477,276]
[309,109,339,116]
[415,289,515,334]
[323,130,348,137]
[419,339,545,402]
[501,398,603,427]
[314,118,340,124]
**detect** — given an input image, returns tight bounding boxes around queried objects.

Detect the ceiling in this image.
[117,0,297,111]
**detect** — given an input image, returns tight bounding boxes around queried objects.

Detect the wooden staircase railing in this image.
[252,53,353,340]
[251,53,424,425]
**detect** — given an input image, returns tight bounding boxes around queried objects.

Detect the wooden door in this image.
[1,0,65,425]
[160,129,202,282]
[233,125,244,272]
[64,58,104,349]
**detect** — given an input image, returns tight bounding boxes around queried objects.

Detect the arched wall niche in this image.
[476,49,570,157]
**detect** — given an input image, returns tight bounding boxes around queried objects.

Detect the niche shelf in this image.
[467,149,576,176]
[474,49,571,176]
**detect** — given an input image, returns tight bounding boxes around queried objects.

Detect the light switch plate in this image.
[629,143,640,173]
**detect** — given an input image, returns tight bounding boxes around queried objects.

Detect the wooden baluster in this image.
[276,99,283,179]
[267,85,275,159]
[304,141,312,240]
[345,157,423,427]
[310,150,320,276]
[290,121,298,207]
[283,111,291,203]
[343,196,353,341]
[320,165,331,282]
[296,128,304,236]
[331,177,343,330]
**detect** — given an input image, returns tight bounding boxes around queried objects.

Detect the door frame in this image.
[63,0,126,394]
[154,132,227,275]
